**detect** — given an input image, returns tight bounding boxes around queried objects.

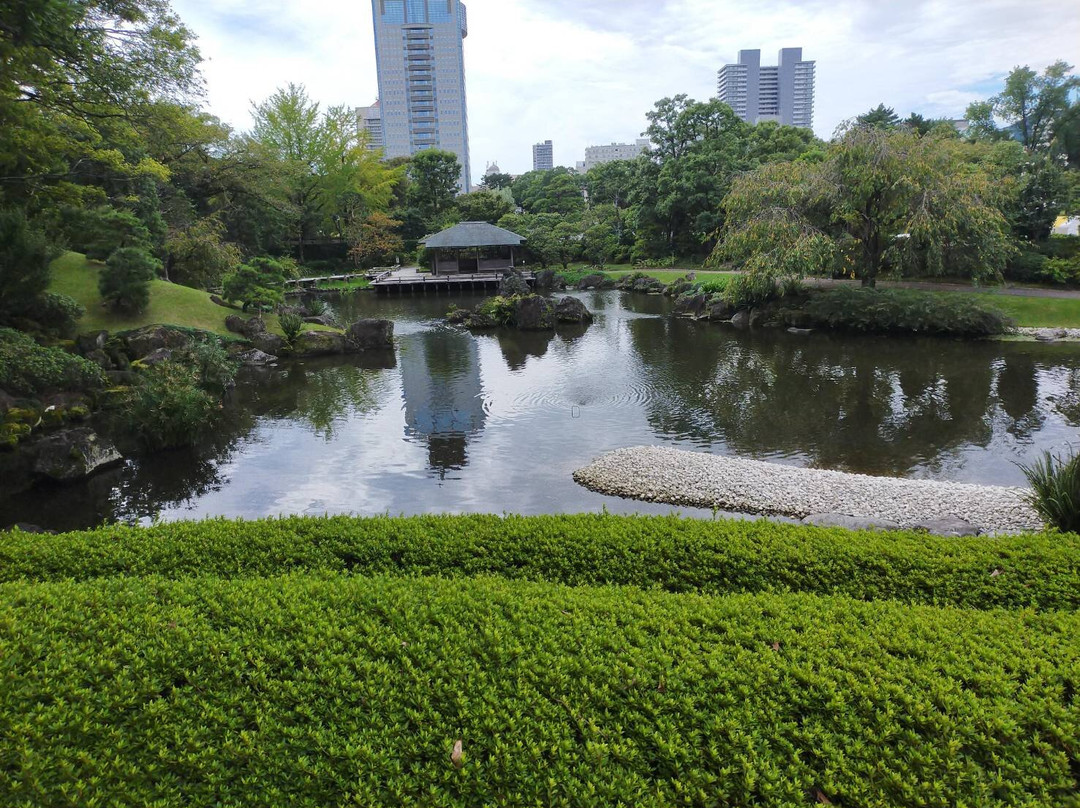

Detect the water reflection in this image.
[2,289,1079,530]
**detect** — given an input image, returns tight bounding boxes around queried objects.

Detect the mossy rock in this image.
[4,407,40,426]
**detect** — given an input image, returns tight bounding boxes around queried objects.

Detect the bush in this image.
[279,312,304,347]
[62,205,151,261]
[1003,247,1048,283]
[723,273,802,308]
[800,287,1014,336]
[1040,255,1080,286]
[0,574,1077,807]
[100,247,160,314]
[3,514,1078,610]
[22,291,84,336]
[475,295,517,325]
[1021,449,1080,533]
[0,209,56,324]
[120,360,220,449]
[165,216,241,290]
[222,257,288,312]
[0,327,106,396]
[304,297,328,317]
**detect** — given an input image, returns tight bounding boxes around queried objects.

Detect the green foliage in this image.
[99,246,159,314]
[21,291,84,336]
[454,189,513,224]
[279,312,304,347]
[178,338,237,397]
[800,288,1015,336]
[511,168,584,216]
[1,513,1076,610]
[63,205,152,261]
[407,149,463,222]
[857,103,901,129]
[966,60,1080,152]
[1021,449,1080,533]
[165,216,241,289]
[0,209,56,324]
[222,256,288,312]
[0,572,1078,806]
[0,327,106,396]
[475,295,516,326]
[723,273,802,309]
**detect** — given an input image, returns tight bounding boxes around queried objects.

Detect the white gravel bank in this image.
[574,446,1042,533]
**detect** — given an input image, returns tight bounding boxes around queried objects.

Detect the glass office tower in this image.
[371,0,472,191]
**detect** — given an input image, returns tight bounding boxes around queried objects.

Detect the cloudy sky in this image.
[172,0,1078,183]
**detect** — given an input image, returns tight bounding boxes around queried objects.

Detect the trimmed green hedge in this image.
[3,514,1078,610]
[1,574,1077,807]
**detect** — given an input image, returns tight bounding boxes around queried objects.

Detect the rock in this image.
[250,332,285,355]
[345,319,394,352]
[293,330,346,356]
[85,349,114,370]
[673,292,707,319]
[240,317,267,340]
[801,513,903,532]
[499,269,531,297]
[554,296,593,324]
[32,428,123,482]
[462,311,497,329]
[730,310,751,329]
[209,294,234,309]
[75,331,108,355]
[787,327,814,335]
[576,273,606,291]
[534,268,559,291]
[631,276,667,294]
[138,348,173,366]
[236,348,277,366]
[303,315,335,327]
[707,299,734,321]
[748,308,766,328]
[225,315,246,334]
[0,389,15,414]
[785,309,814,329]
[664,278,695,298]
[106,370,138,385]
[513,295,555,330]
[447,308,471,325]
[914,517,981,537]
[124,325,189,359]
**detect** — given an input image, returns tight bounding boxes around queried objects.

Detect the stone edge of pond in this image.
[573,446,1043,534]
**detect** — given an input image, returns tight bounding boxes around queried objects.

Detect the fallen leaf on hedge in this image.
[815,789,833,804]
[771,642,781,651]
[451,739,463,769]
[991,569,1003,577]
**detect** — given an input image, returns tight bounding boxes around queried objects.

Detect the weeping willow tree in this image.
[716,125,1015,288]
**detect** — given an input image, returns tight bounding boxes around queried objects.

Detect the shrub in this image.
[178,338,237,397]
[697,277,727,295]
[1003,247,1048,283]
[100,247,160,314]
[0,209,56,325]
[723,273,802,308]
[1020,449,1080,533]
[476,295,517,325]
[222,257,288,312]
[120,360,219,449]
[0,574,1077,807]
[165,216,241,290]
[62,205,151,260]
[3,514,1078,610]
[22,291,84,336]
[1040,255,1080,286]
[304,297,328,317]
[0,327,106,396]
[800,287,1014,336]
[279,312,304,347]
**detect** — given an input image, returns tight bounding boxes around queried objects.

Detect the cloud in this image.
[172,0,1080,181]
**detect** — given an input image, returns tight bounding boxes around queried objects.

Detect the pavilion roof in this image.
[420,221,525,249]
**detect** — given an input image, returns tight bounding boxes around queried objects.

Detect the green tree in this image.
[100,247,160,314]
[347,212,404,268]
[455,189,513,224]
[719,126,1014,288]
[165,216,241,289]
[746,121,824,164]
[0,210,55,323]
[479,172,513,190]
[407,149,462,225]
[857,104,902,129]
[65,206,152,261]
[221,257,290,312]
[966,61,1080,153]
[585,160,636,208]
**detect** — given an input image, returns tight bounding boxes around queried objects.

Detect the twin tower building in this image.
[360,1,816,193]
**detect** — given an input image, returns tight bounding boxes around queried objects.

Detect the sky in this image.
[172,0,1079,184]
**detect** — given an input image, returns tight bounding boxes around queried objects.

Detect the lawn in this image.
[972,291,1080,328]
[50,252,333,337]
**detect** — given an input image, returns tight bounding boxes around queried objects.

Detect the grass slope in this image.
[973,292,1080,328]
[49,252,330,337]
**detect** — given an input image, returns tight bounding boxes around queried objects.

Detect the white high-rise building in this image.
[371,0,472,192]
[717,48,815,129]
[357,100,384,151]
[532,140,553,172]
[578,139,650,172]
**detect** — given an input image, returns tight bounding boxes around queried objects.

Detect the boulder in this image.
[513,295,555,330]
[303,315,336,327]
[84,349,114,370]
[32,428,122,482]
[914,517,981,537]
[630,276,667,294]
[462,311,498,329]
[75,330,108,355]
[236,348,278,366]
[787,327,814,335]
[124,325,190,359]
[748,308,767,328]
[707,298,734,321]
[576,273,607,291]
[534,268,559,291]
[500,270,531,297]
[209,294,235,309]
[730,310,751,329]
[293,330,346,356]
[802,513,903,532]
[664,278,695,298]
[250,332,285,355]
[345,319,394,352]
[240,317,267,340]
[105,370,138,385]
[138,348,173,366]
[225,315,246,334]
[554,296,593,324]
[673,292,707,319]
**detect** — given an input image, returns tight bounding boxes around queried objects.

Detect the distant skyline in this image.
[172,0,1080,183]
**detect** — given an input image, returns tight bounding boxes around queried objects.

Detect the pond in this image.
[3,290,1080,531]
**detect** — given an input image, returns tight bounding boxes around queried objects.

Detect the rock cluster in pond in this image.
[573,446,1042,534]
[32,427,123,482]
[448,295,593,331]
[613,273,666,294]
[224,315,394,358]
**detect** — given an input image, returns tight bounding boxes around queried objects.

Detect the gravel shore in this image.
[574,446,1043,533]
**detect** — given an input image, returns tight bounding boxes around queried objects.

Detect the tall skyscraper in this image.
[371,0,472,192]
[532,140,553,172]
[717,48,815,129]
[357,100,384,151]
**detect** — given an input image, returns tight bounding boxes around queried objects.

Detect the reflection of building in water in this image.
[400,330,486,476]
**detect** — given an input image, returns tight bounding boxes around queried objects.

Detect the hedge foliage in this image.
[0,326,106,396]
[1,574,1077,807]
[3,514,1079,610]
[801,287,1014,336]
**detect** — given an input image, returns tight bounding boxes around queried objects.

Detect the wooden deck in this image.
[371,271,534,294]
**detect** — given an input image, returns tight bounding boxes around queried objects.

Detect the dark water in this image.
[4,290,1080,530]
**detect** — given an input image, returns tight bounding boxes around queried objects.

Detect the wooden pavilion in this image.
[420,221,526,276]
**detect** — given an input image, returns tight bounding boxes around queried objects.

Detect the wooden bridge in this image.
[370,270,534,295]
